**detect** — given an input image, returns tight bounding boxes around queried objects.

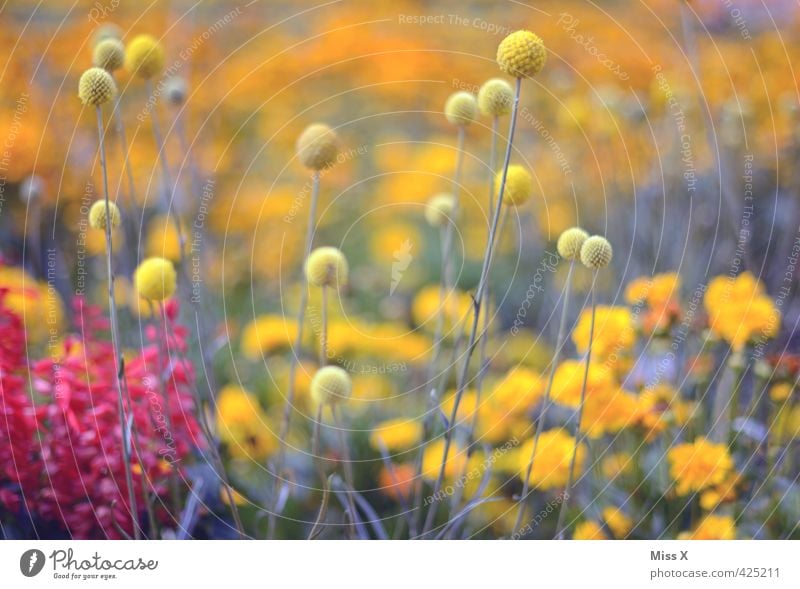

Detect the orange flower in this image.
[668,437,734,496]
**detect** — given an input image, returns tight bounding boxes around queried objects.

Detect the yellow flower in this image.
[421,439,468,481]
[602,507,633,538]
[699,474,740,511]
[550,359,615,408]
[572,306,635,360]
[0,265,64,343]
[625,272,681,309]
[78,67,116,105]
[679,515,736,540]
[573,520,607,540]
[704,273,780,350]
[496,30,547,78]
[134,257,176,301]
[88,200,121,230]
[125,34,165,79]
[240,314,298,359]
[668,437,734,496]
[518,429,583,490]
[499,164,533,206]
[217,385,277,461]
[370,418,423,452]
[489,368,544,414]
[412,285,473,336]
[769,382,792,403]
[581,387,639,439]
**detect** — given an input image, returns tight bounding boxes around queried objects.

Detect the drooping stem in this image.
[514,258,575,535]
[268,170,321,538]
[97,106,141,540]
[555,270,598,539]
[422,77,523,537]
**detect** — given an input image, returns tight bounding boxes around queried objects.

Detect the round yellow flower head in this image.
[499,164,533,206]
[424,193,456,227]
[91,23,123,47]
[305,246,348,287]
[125,34,165,80]
[78,67,117,106]
[88,200,121,230]
[580,235,613,269]
[497,30,547,78]
[557,227,589,260]
[296,123,339,170]
[310,366,352,405]
[93,38,125,72]
[444,91,478,126]
[134,257,177,301]
[478,78,514,117]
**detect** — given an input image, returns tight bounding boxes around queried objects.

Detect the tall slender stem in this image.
[111,88,141,263]
[555,271,598,539]
[146,79,185,259]
[97,106,141,539]
[333,405,358,537]
[422,77,523,536]
[514,259,575,534]
[268,170,321,538]
[320,284,328,365]
[410,126,467,534]
[308,403,329,539]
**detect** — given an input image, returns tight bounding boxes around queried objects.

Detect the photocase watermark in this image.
[720,0,752,40]
[143,374,181,466]
[557,13,630,81]
[284,144,369,224]
[74,180,94,297]
[87,0,119,24]
[390,238,413,295]
[510,250,559,335]
[398,13,511,36]
[422,438,519,506]
[510,491,568,539]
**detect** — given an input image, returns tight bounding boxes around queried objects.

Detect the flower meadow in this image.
[0,0,799,542]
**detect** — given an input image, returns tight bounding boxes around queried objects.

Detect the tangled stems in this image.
[269,170,321,538]
[422,77,522,537]
[513,258,576,535]
[96,106,141,539]
[554,270,598,540]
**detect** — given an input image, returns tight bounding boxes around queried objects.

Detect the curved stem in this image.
[513,259,575,535]
[422,77,522,537]
[555,271,598,539]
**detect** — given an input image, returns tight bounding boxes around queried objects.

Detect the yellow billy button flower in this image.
[310,366,352,406]
[296,123,339,170]
[424,193,456,228]
[305,246,348,288]
[134,257,177,301]
[125,34,165,79]
[580,235,613,269]
[557,227,589,260]
[478,78,514,117]
[93,38,125,72]
[497,30,547,78]
[78,67,117,106]
[499,165,533,206]
[444,91,478,126]
[88,200,121,230]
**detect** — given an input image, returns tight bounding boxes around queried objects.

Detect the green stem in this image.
[513,258,575,535]
[422,77,523,537]
[555,270,598,539]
